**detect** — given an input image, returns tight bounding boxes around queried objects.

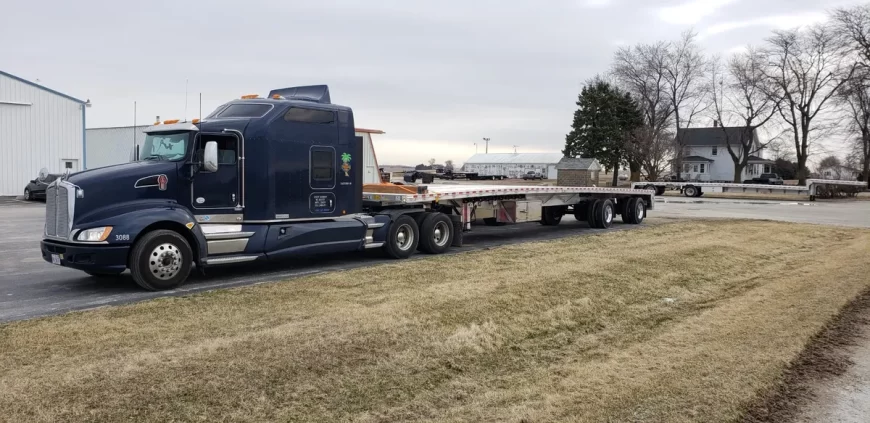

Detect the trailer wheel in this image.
[573,202,588,222]
[450,218,464,247]
[419,213,453,254]
[540,206,563,226]
[644,184,656,192]
[655,187,666,196]
[621,198,636,224]
[384,215,420,259]
[586,199,602,228]
[625,198,645,224]
[683,185,698,197]
[594,199,614,229]
[129,230,193,291]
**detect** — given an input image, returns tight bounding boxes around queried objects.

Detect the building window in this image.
[712,146,717,156]
[692,164,699,173]
[700,163,706,173]
[764,164,771,173]
[824,170,831,177]
[683,163,691,173]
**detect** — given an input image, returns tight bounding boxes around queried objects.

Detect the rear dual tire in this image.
[621,197,646,224]
[586,199,614,229]
[385,213,453,258]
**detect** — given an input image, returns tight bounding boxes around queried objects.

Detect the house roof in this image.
[683,155,714,162]
[747,155,774,164]
[464,153,564,164]
[678,127,756,146]
[0,70,86,104]
[555,157,601,171]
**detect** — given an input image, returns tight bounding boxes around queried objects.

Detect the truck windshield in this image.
[140,132,189,161]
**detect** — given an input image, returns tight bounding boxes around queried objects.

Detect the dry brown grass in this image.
[2,220,870,423]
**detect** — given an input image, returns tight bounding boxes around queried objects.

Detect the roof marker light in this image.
[271,94,285,99]
[192,118,201,124]
[241,94,259,99]
[163,119,180,124]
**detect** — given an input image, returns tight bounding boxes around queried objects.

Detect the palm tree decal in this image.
[341,153,352,177]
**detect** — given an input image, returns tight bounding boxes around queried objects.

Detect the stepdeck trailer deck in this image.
[364,184,655,231]
[632,179,866,200]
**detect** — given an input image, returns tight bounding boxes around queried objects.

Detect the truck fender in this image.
[83,207,208,266]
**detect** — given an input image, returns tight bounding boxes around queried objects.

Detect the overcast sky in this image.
[1,0,862,165]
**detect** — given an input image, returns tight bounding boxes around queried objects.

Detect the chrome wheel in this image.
[636,201,645,220]
[148,243,182,280]
[432,221,451,247]
[24,189,30,201]
[396,224,414,251]
[604,205,613,224]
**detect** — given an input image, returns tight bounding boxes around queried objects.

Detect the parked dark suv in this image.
[23,174,60,201]
[743,173,784,185]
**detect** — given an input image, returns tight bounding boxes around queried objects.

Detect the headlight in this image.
[76,188,84,198]
[76,227,113,242]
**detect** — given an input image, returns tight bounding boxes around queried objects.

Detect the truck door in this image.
[192,134,240,210]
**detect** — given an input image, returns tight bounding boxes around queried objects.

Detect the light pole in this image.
[482,137,490,154]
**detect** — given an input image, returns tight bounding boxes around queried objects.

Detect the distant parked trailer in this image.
[631,179,866,201]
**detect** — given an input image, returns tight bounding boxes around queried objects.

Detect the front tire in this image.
[129,230,193,291]
[383,215,420,259]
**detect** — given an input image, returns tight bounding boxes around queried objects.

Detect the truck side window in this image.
[285,108,335,124]
[195,137,237,165]
[311,147,335,188]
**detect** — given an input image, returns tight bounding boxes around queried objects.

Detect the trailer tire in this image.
[595,199,614,229]
[684,185,698,197]
[587,200,602,228]
[419,213,453,254]
[625,197,645,224]
[384,215,420,259]
[655,186,666,196]
[451,219,464,247]
[621,198,636,224]
[540,206,563,226]
[483,218,505,226]
[129,229,193,291]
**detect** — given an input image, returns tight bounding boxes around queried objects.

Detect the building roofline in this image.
[0,70,86,104]
[87,125,153,130]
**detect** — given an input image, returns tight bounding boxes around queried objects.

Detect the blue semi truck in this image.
[41,85,655,290]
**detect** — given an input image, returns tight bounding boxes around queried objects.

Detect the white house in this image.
[0,70,87,196]
[677,126,774,182]
[462,153,564,179]
[818,165,861,181]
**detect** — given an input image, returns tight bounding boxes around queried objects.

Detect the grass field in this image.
[2,220,870,422]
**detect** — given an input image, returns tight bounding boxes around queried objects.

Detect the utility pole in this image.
[482,137,490,154]
[474,143,478,153]
[513,145,518,153]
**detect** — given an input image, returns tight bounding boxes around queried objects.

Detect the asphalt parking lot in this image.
[0,199,634,322]
[3,197,868,322]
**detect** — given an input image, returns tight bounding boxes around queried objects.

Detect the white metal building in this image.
[86,125,150,169]
[0,70,87,196]
[462,153,564,179]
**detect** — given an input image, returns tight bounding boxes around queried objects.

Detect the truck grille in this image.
[45,182,73,239]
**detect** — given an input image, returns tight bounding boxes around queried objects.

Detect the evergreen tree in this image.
[564,79,643,185]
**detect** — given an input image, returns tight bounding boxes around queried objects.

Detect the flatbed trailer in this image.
[363,183,656,237]
[631,179,866,200]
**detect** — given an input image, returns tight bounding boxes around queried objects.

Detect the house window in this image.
[700,163,706,173]
[693,164,699,173]
[712,146,718,156]
[764,164,771,173]
[683,163,691,173]
[824,170,831,177]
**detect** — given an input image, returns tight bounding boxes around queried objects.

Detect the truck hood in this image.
[65,161,180,222]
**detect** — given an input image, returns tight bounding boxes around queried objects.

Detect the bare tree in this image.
[427,158,436,167]
[832,4,870,187]
[710,49,781,182]
[664,31,710,180]
[612,42,675,181]
[764,26,857,184]
[444,159,455,172]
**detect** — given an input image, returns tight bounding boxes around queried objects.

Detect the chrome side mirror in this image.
[203,141,219,173]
